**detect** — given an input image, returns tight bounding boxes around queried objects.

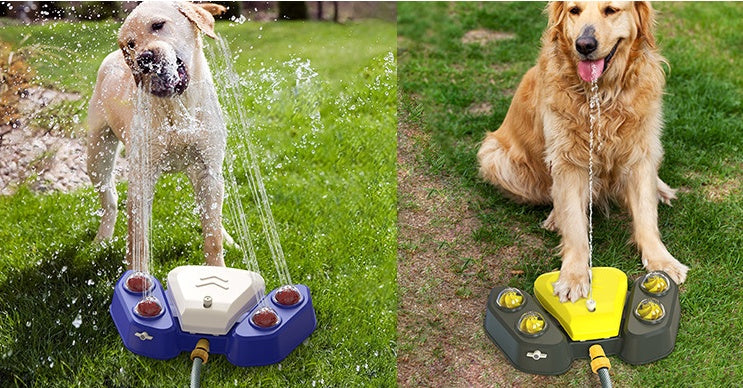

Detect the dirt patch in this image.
[0,87,126,195]
[461,29,515,46]
[683,167,742,203]
[466,101,493,116]
[397,106,552,386]
[703,177,741,203]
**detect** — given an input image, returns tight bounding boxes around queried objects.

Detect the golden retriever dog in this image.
[477,1,688,302]
[87,1,232,271]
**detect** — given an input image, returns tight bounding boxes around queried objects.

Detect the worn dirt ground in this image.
[0,87,126,195]
[396,103,574,386]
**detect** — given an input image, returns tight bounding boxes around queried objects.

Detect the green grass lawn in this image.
[398,1,742,386]
[0,18,396,387]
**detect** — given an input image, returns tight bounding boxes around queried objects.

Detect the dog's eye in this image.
[569,7,581,15]
[152,21,165,31]
[604,7,618,16]
[127,40,135,49]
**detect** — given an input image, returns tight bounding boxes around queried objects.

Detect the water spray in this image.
[109,35,317,380]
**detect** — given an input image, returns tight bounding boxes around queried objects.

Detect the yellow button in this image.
[642,273,669,295]
[635,298,665,322]
[498,289,524,309]
[518,312,546,335]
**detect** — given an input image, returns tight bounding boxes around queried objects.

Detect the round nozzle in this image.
[634,298,665,323]
[274,285,302,307]
[251,306,280,329]
[517,311,546,336]
[496,288,524,310]
[641,272,670,296]
[124,271,153,293]
[635,298,666,323]
[134,296,163,318]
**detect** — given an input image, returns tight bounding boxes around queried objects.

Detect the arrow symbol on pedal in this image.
[196,275,229,290]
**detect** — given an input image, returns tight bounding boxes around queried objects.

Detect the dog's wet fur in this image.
[87,1,232,270]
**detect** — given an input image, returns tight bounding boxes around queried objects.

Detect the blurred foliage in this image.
[0,39,34,131]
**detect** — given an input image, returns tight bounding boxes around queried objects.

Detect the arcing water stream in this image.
[207,34,320,288]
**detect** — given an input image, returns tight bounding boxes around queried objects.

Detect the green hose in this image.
[597,367,612,388]
[190,357,203,388]
[190,339,210,388]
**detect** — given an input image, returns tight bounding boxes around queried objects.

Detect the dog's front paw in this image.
[645,257,689,285]
[552,267,590,303]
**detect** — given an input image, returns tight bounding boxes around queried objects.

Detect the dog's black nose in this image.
[575,36,598,55]
[137,50,156,73]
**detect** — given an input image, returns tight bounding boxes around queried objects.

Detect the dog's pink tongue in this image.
[578,59,605,82]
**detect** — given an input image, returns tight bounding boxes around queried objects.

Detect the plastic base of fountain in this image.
[484,268,680,375]
[110,269,317,366]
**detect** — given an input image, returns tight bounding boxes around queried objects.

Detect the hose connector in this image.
[589,344,611,373]
[190,338,210,364]
[590,344,612,388]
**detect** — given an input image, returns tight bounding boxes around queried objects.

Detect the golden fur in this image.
[477,1,688,302]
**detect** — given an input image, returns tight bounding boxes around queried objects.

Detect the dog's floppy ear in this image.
[197,3,228,17]
[634,1,657,48]
[178,2,226,39]
[546,2,567,42]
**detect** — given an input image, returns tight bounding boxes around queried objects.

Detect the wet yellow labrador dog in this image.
[478,1,688,302]
[87,1,232,270]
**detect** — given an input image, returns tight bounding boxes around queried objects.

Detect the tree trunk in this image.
[278,2,308,20]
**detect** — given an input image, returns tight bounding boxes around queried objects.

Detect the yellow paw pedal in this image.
[534,267,627,341]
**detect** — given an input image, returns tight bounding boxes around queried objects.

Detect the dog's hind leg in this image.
[478,133,552,205]
[541,209,558,231]
[87,122,120,243]
[657,177,677,206]
[221,226,238,249]
[187,166,226,267]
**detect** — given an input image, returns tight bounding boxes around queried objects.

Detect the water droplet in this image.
[72,313,82,328]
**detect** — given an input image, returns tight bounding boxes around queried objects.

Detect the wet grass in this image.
[0,19,396,387]
[398,1,742,386]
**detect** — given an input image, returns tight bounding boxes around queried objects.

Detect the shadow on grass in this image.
[0,234,130,386]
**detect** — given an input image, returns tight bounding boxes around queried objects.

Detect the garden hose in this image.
[190,338,210,388]
[589,344,612,388]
